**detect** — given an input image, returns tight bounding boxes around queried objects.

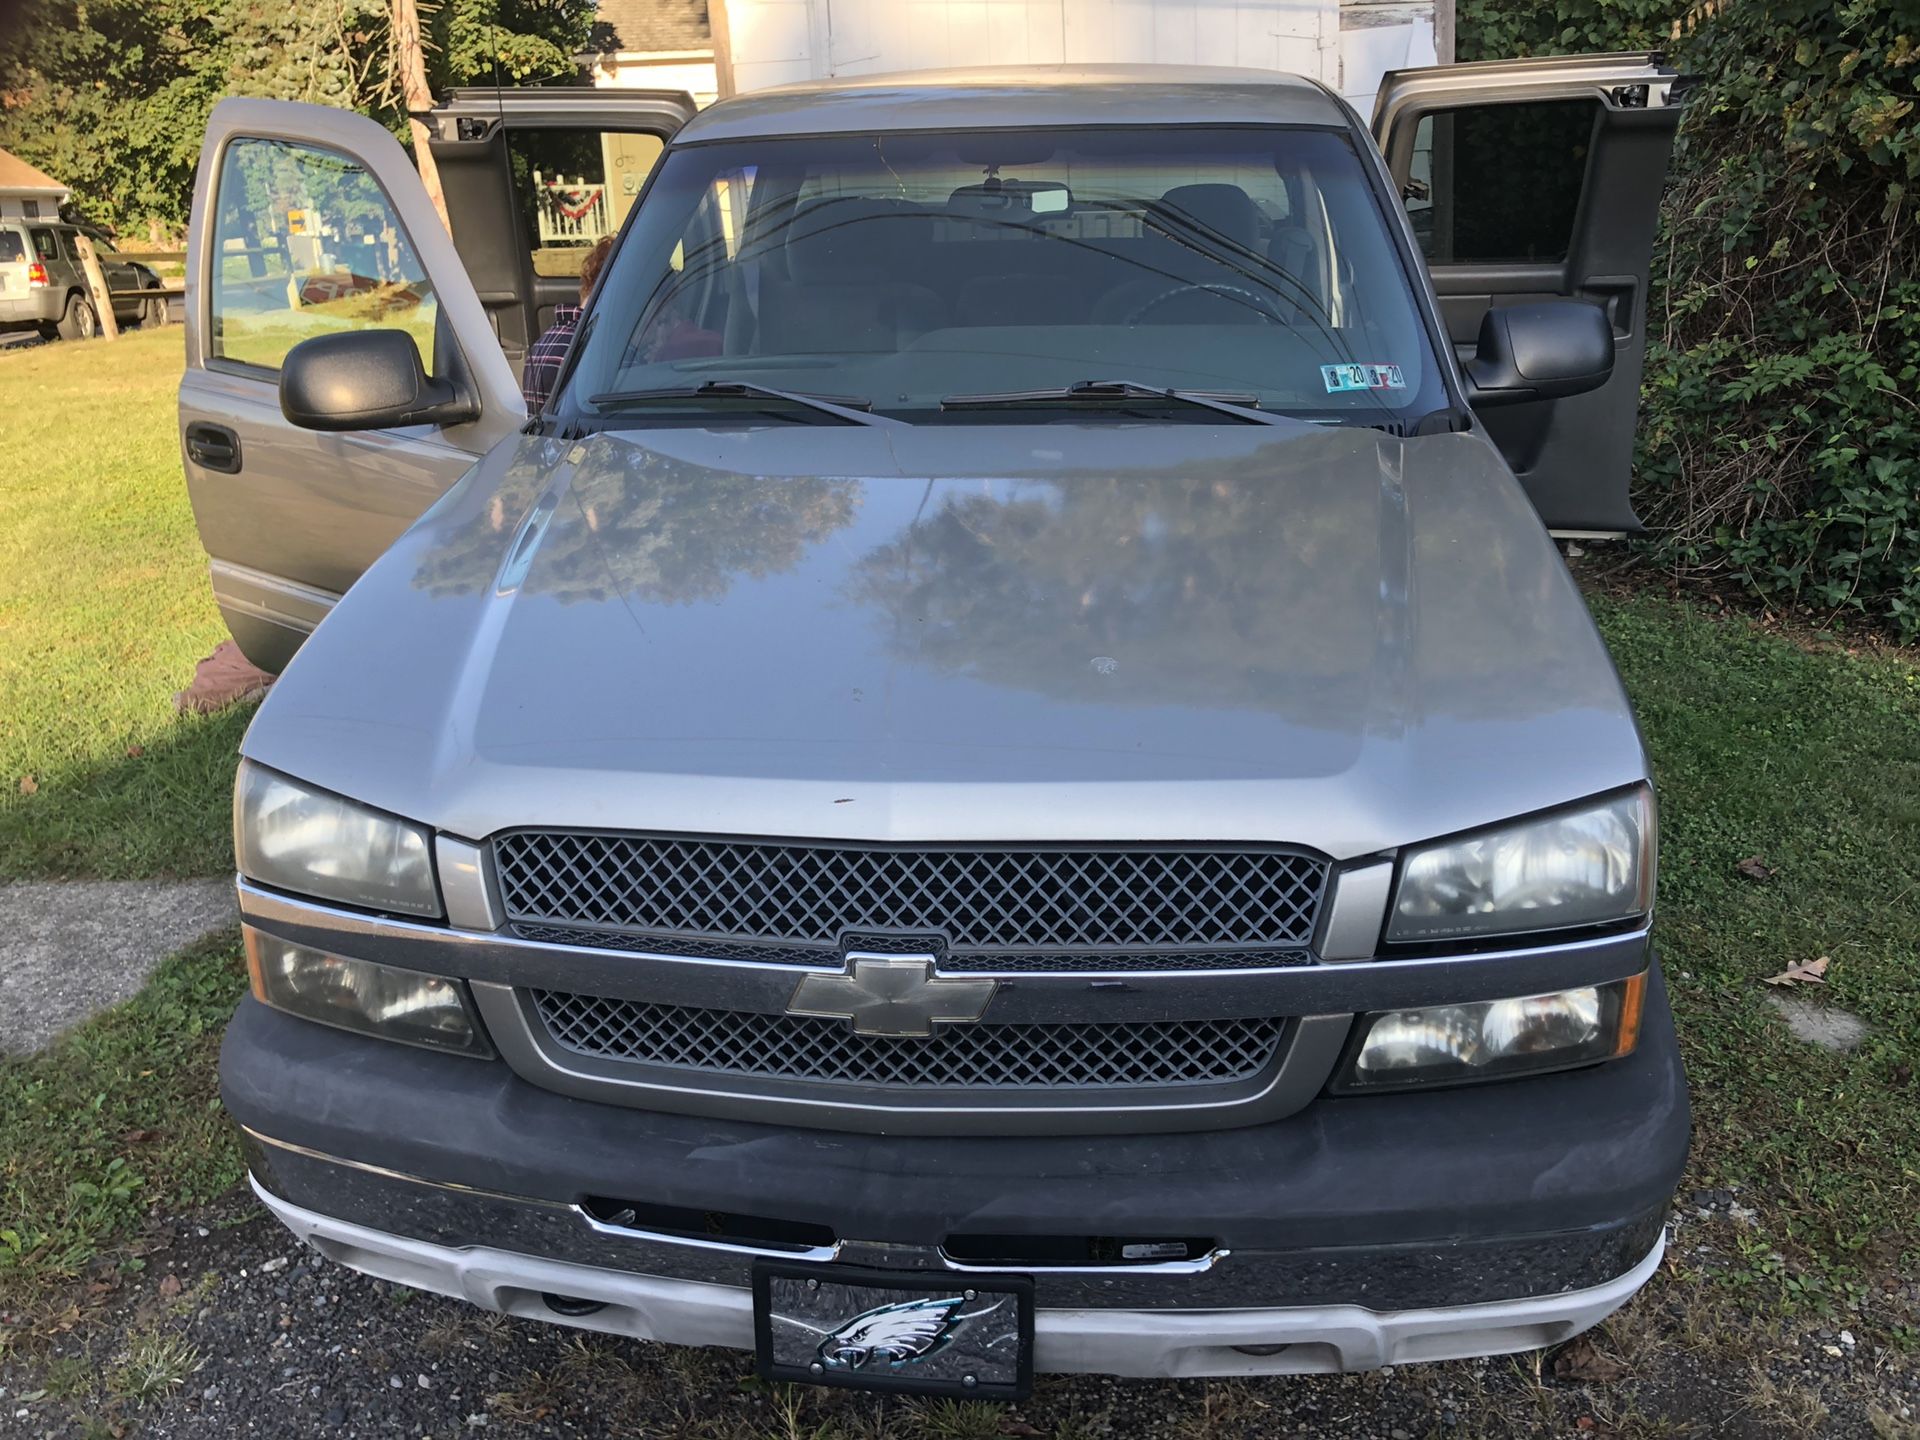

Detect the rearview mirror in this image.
[1463,300,1613,408]
[280,329,478,432]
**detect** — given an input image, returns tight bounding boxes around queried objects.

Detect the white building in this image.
[0,147,70,222]
[587,1,1447,119]
[587,0,720,104]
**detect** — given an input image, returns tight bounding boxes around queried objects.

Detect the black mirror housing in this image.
[1463,301,1614,408]
[279,329,479,432]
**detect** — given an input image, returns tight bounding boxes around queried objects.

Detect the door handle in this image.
[1578,277,1639,341]
[185,422,241,474]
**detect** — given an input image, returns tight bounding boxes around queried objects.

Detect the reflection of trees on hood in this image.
[845,468,1382,710]
[843,440,1604,716]
[410,439,859,606]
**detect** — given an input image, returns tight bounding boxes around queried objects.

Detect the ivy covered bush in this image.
[1464,0,1920,636]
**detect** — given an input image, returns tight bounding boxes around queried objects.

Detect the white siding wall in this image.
[591,55,721,105]
[0,192,67,221]
[717,0,1437,111]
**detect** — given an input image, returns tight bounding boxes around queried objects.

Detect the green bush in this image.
[1461,0,1920,637]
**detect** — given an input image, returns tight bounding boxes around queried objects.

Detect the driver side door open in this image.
[178,92,693,673]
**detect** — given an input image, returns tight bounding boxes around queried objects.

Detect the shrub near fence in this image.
[1462,0,1920,637]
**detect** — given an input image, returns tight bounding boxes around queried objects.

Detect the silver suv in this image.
[189,60,1688,1396]
[0,220,164,339]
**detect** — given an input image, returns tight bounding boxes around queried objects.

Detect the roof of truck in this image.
[674,65,1351,143]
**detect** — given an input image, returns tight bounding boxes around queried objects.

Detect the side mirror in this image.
[1463,300,1613,408]
[279,329,478,432]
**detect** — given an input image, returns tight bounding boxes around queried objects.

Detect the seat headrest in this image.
[783,198,927,282]
[1151,183,1261,252]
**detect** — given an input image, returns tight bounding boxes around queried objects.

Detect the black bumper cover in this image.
[223,966,1689,1308]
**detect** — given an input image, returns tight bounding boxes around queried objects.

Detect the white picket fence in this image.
[533,172,611,245]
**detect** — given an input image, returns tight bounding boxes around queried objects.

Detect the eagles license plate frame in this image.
[753,1262,1034,1400]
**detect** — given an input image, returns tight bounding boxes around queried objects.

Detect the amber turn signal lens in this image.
[1613,970,1647,1058]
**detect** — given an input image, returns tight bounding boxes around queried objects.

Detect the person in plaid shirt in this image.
[520,236,613,412]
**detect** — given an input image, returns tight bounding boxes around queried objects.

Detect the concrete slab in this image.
[1768,992,1871,1053]
[0,878,236,1056]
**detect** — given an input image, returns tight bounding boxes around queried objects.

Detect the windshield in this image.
[561,126,1448,425]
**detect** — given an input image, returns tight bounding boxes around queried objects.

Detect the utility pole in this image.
[72,234,120,341]
[393,0,450,233]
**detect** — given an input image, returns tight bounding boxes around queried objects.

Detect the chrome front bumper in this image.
[247,1131,1667,1377]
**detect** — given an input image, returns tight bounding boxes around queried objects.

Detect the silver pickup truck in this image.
[184,59,1688,1397]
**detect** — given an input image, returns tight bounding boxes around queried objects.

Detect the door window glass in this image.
[29,228,57,262]
[209,137,437,372]
[1404,100,1596,265]
[506,128,665,277]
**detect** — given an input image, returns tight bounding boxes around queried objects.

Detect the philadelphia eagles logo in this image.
[812,1294,980,1371]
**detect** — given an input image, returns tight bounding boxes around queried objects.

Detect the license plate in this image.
[754,1263,1033,1400]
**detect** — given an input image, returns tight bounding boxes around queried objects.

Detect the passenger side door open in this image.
[1373,54,1685,535]
[178,92,693,673]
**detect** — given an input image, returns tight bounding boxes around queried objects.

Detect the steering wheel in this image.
[1123,282,1287,326]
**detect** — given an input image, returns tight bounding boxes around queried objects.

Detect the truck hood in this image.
[243,422,1648,859]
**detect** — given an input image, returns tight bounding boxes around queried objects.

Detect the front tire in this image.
[56,294,98,341]
[139,289,167,328]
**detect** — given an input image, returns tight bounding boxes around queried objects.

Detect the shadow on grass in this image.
[0,928,248,1312]
[0,703,254,882]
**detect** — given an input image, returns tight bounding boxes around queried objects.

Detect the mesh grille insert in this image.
[531,990,1287,1091]
[495,834,1326,961]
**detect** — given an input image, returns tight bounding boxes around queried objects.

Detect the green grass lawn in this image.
[0,329,250,879]
[1591,593,1920,1285]
[0,333,1913,1341]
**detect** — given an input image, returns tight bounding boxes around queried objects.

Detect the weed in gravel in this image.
[1746,1360,1832,1431]
[488,1363,576,1425]
[1046,1409,1114,1440]
[40,1349,94,1399]
[106,1326,201,1403]
[904,1398,1005,1440]
[1165,1380,1274,1437]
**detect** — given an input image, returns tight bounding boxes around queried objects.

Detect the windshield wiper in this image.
[590,381,899,427]
[940,379,1295,426]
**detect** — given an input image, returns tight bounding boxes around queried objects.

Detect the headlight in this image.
[245,929,489,1055]
[234,760,441,917]
[1387,789,1653,944]
[1338,974,1645,1091]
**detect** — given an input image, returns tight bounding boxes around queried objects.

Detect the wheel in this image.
[56,293,98,341]
[140,290,167,328]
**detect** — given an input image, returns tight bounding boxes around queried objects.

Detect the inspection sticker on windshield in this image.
[1322,363,1406,394]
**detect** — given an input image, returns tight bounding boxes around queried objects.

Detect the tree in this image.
[390,0,448,231]
[0,0,596,235]
[438,0,596,88]
[0,0,386,233]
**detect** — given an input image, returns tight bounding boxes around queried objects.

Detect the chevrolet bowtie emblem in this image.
[787,953,998,1037]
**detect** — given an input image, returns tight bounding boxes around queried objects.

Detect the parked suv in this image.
[0,220,164,339]
[188,59,1689,1394]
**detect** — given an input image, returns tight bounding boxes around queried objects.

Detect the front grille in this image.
[510,922,1312,973]
[495,833,1326,968]
[532,990,1287,1091]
